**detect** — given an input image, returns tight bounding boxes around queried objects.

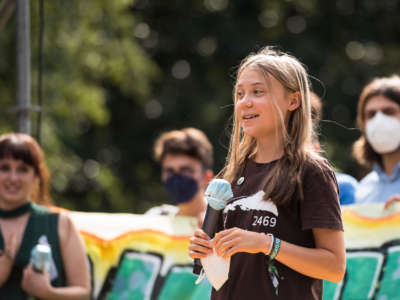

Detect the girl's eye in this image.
[365,111,376,120]
[0,165,10,172]
[254,89,264,95]
[17,166,29,173]
[236,91,244,99]
[383,107,399,116]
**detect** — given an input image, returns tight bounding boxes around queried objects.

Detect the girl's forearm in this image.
[42,286,90,300]
[275,240,346,282]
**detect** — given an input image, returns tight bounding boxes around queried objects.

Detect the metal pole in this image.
[16,0,31,134]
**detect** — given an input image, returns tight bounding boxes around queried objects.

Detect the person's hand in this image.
[21,264,52,299]
[384,194,400,210]
[189,229,213,259]
[213,227,271,259]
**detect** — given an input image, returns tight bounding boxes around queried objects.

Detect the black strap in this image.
[0,202,32,219]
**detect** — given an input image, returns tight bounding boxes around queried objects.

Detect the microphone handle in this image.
[193,205,223,274]
[202,205,222,237]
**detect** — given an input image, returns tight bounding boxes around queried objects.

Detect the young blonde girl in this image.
[189,47,345,299]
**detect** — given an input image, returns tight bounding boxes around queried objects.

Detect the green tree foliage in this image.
[133,0,400,178]
[0,0,160,211]
[1,0,400,212]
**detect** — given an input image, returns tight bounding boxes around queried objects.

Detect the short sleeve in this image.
[300,161,343,231]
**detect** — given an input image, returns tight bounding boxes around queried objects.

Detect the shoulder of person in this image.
[302,156,335,179]
[145,204,178,216]
[31,203,71,218]
[57,211,79,240]
[57,210,72,222]
[336,172,358,185]
[299,158,342,218]
[31,202,52,215]
[359,170,379,184]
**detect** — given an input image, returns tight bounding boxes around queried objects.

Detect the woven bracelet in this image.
[269,237,281,261]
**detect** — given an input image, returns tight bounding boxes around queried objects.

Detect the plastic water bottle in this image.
[30,244,51,273]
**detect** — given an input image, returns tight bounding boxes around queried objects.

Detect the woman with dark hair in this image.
[353,75,400,206]
[0,133,90,300]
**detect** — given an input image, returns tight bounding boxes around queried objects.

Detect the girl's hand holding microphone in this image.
[189,227,271,259]
[189,228,213,258]
[189,178,233,260]
[213,227,271,259]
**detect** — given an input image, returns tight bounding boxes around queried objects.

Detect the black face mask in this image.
[163,173,199,205]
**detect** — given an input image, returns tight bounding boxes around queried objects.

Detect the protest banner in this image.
[70,203,400,300]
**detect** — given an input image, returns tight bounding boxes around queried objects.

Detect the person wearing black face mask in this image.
[146,128,214,226]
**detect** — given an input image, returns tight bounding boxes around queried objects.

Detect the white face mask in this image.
[195,247,230,291]
[365,111,400,154]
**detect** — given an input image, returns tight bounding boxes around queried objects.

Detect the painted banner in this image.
[323,203,400,300]
[70,212,211,300]
[69,203,400,300]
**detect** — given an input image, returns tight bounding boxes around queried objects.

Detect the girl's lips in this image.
[3,185,21,193]
[242,114,259,121]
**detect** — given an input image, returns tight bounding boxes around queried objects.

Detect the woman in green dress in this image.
[0,133,90,300]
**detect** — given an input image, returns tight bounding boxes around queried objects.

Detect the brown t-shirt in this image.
[211,158,343,300]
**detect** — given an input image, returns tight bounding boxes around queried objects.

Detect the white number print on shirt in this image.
[224,190,278,228]
[252,215,277,227]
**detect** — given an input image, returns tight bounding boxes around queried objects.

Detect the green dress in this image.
[0,203,66,300]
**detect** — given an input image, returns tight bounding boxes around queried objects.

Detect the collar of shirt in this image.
[373,161,400,183]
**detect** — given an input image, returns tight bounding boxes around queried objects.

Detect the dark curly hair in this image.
[153,127,213,170]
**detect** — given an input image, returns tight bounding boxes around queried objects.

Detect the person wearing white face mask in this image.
[353,75,400,206]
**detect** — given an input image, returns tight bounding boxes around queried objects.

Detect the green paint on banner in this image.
[341,252,383,300]
[375,247,400,300]
[323,280,341,300]
[157,267,212,300]
[107,253,161,300]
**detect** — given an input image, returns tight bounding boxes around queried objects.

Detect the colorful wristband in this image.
[269,237,281,261]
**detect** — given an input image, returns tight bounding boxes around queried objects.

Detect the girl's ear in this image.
[361,119,366,132]
[201,169,214,189]
[288,92,301,111]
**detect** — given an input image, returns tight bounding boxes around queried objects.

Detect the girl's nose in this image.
[241,94,252,107]
[245,97,253,107]
[9,170,18,181]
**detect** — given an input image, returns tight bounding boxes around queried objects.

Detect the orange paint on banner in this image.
[343,209,400,229]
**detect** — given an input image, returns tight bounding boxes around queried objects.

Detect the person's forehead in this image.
[364,95,400,112]
[162,153,202,169]
[237,68,283,91]
[0,157,30,167]
[0,157,21,163]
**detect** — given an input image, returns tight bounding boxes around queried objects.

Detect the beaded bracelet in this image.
[265,233,274,256]
[269,237,281,261]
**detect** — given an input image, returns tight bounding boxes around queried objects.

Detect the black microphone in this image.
[193,179,233,274]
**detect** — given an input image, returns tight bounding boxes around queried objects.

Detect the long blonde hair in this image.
[221,46,322,205]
